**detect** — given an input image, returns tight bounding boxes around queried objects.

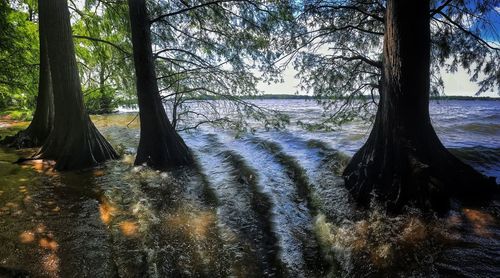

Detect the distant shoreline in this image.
[222,94,500,101]
[429,96,500,101]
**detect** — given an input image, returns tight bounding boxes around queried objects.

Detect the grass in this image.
[0,109,33,121]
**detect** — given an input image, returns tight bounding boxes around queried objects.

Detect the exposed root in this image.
[37,119,118,171]
[1,129,45,149]
[344,137,498,214]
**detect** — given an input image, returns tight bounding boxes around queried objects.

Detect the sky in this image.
[256,66,499,97]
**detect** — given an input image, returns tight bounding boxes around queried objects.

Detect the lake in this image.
[0,99,499,277]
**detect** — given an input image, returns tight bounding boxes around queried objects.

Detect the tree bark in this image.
[98,61,112,114]
[343,0,497,213]
[37,0,118,170]
[2,12,54,148]
[127,0,193,169]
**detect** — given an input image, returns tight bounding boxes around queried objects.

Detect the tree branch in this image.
[331,55,382,69]
[150,0,239,24]
[430,0,453,17]
[314,4,384,23]
[73,35,131,56]
[434,11,500,51]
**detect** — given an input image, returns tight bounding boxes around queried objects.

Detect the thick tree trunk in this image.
[127,0,193,169]
[343,0,497,213]
[2,15,54,148]
[37,0,118,170]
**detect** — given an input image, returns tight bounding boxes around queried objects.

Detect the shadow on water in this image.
[217,133,328,277]
[437,206,500,277]
[0,146,115,277]
[186,132,285,277]
[0,145,232,277]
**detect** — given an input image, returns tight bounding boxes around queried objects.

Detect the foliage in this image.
[70,0,136,114]
[1,0,136,115]
[2,0,498,131]
[0,0,39,111]
[431,0,500,95]
[147,0,294,132]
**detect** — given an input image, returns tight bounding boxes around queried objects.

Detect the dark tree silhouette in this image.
[37,0,117,170]
[276,0,499,213]
[342,0,498,212]
[127,0,193,169]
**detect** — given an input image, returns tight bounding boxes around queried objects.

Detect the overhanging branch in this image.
[73,35,131,56]
[150,0,239,24]
[433,11,500,51]
[331,55,382,69]
[314,4,384,23]
[430,0,453,17]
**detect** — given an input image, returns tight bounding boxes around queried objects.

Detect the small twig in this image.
[127,113,139,128]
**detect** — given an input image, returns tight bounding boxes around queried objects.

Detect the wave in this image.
[224,135,326,277]
[187,133,284,276]
[453,123,500,135]
[449,146,500,182]
[450,146,500,166]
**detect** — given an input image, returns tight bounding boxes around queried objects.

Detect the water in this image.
[0,99,499,277]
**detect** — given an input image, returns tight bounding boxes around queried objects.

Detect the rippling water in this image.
[0,99,499,277]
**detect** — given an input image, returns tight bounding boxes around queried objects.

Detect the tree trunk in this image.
[37,0,118,170]
[127,0,193,169]
[2,13,54,148]
[98,61,111,114]
[343,0,497,213]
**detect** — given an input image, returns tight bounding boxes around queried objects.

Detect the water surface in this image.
[0,99,499,277]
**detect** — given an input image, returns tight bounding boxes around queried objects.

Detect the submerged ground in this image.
[0,100,499,277]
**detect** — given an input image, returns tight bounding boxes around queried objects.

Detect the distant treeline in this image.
[243,94,314,100]
[180,94,313,100]
[184,94,499,101]
[430,95,499,101]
